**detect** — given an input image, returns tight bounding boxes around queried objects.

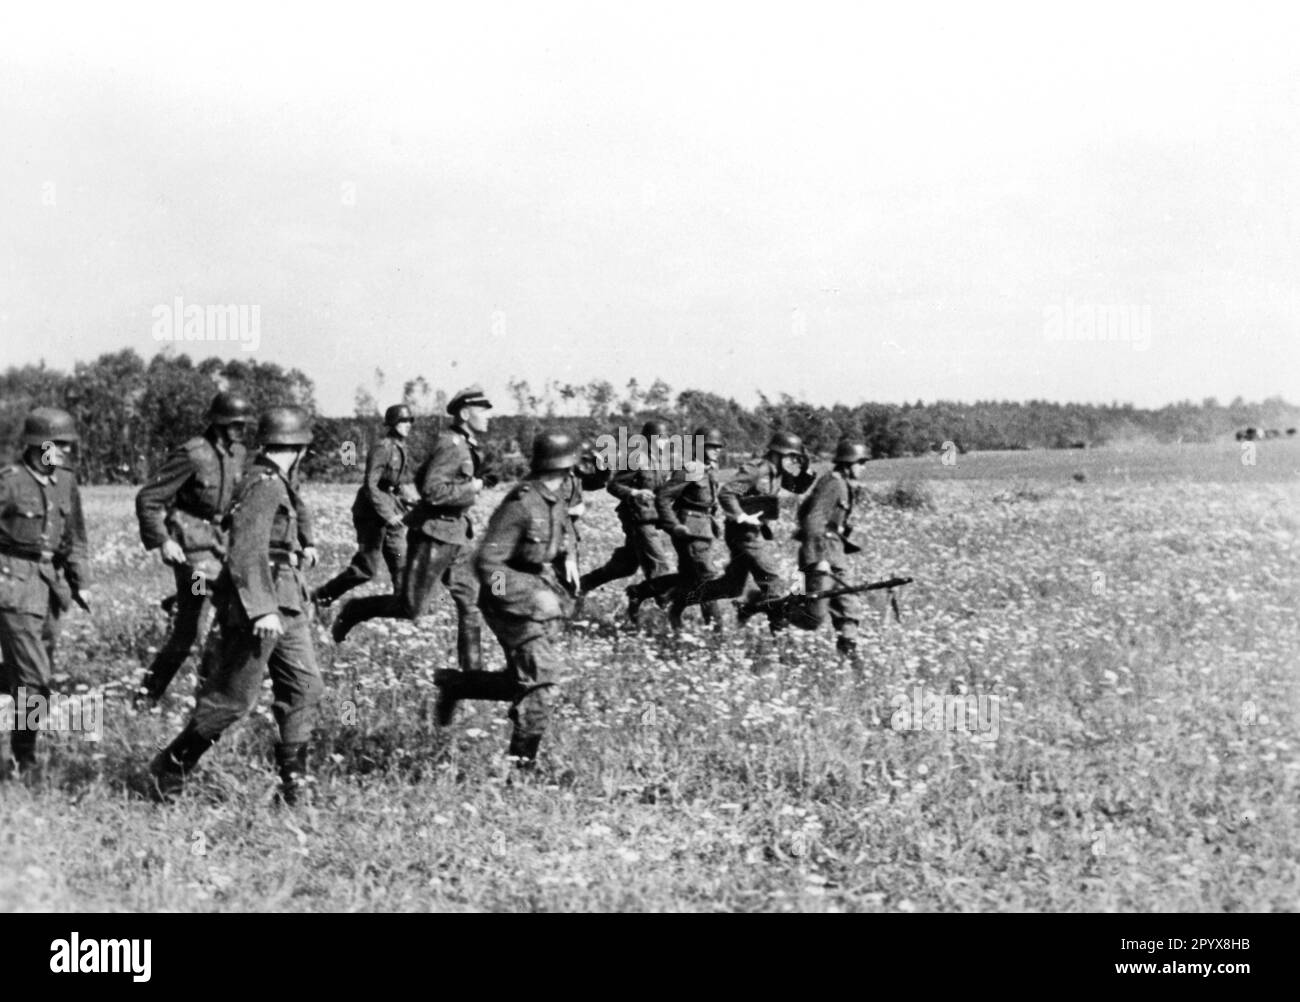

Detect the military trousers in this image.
[314,508,406,604]
[340,531,482,671]
[142,559,221,699]
[0,597,60,698]
[789,564,861,639]
[580,521,674,594]
[190,604,323,747]
[690,523,783,608]
[658,534,724,623]
[459,612,563,752]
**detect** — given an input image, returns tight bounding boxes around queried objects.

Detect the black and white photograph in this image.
[0,0,1295,959]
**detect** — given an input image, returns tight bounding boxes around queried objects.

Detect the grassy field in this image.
[2,441,1298,912]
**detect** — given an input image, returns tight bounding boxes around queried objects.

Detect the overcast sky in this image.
[2,1,1297,415]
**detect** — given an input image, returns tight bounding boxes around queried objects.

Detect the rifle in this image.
[736,575,914,626]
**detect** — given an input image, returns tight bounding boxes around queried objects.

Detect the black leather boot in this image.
[507,732,542,770]
[274,742,311,806]
[457,618,484,673]
[148,723,214,803]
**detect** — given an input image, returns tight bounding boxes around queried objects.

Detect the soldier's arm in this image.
[228,479,281,621]
[717,463,759,518]
[798,476,838,564]
[364,440,403,524]
[605,468,638,502]
[134,447,194,549]
[293,488,315,548]
[655,473,691,533]
[417,434,477,508]
[58,479,89,592]
[474,497,536,614]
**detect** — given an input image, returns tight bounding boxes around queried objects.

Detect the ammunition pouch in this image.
[166,508,225,555]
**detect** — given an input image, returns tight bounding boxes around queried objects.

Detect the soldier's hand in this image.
[813,560,831,573]
[470,478,485,494]
[734,512,762,526]
[159,539,186,565]
[301,546,319,568]
[568,501,587,520]
[252,614,284,639]
[671,524,690,540]
[72,587,92,612]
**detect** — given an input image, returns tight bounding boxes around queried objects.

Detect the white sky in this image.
[2,0,1297,414]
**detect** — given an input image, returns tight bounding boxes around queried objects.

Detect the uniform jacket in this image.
[476,478,570,624]
[0,462,88,615]
[407,425,482,545]
[607,461,672,525]
[353,433,411,525]
[220,458,312,622]
[718,457,814,522]
[794,470,855,567]
[135,432,246,555]
[656,461,721,540]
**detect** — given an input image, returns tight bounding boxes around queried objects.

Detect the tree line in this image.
[2,349,1296,484]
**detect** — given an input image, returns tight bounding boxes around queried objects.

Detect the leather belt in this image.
[0,542,55,562]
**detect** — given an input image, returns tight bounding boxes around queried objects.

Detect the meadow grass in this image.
[2,442,1297,911]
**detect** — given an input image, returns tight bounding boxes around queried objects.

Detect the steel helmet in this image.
[531,431,579,473]
[384,404,415,427]
[834,440,870,464]
[207,391,255,426]
[22,407,79,447]
[258,406,313,446]
[766,430,805,457]
[694,426,725,447]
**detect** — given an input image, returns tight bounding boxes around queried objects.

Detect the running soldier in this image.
[331,386,489,676]
[0,408,90,781]
[565,439,611,616]
[578,419,675,619]
[133,392,254,706]
[432,431,579,768]
[148,406,322,805]
[311,403,417,612]
[681,430,815,629]
[787,440,870,655]
[656,426,726,630]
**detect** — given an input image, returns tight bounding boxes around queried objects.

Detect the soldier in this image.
[432,432,579,768]
[0,408,90,781]
[564,439,611,616]
[331,386,489,676]
[578,419,675,620]
[133,391,254,706]
[680,430,815,629]
[148,406,322,805]
[656,426,727,630]
[311,403,417,612]
[788,440,870,655]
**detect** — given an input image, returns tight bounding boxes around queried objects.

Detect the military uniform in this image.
[789,470,862,641]
[313,432,411,605]
[333,424,483,671]
[688,455,813,622]
[453,477,572,762]
[134,432,246,700]
[0,461,88,771]
[656,459,724,624]
[151,455,323,799]
[578,462,674,597]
